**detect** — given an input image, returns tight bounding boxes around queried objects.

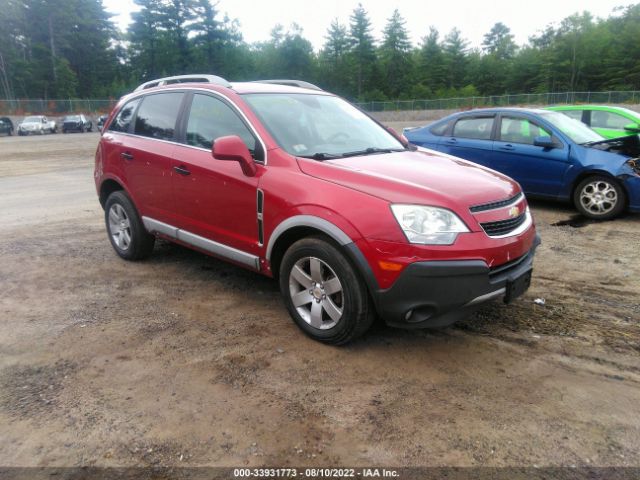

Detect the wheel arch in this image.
[266,215,379,295]
[99,178,125,208]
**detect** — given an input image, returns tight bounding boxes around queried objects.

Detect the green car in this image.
[546,105,640,139]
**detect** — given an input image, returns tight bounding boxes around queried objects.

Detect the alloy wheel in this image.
[108,203,132,251]
[288,256,344,330]
[579,180,618,216]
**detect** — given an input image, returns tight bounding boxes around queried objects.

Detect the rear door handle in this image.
[173,165,191,176]
[120,152,133,160]
[444,138,457,144]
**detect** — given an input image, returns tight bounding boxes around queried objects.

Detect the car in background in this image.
[96,114,108,131]
[17,115,57,135]
[547,105,640,139]
[0,117,14,136]
[62,114,92,133]
[404,108,640,220]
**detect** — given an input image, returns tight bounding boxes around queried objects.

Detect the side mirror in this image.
[212,135,257,177]
[533,136,557,149]
[386,126,409,147]
[623,123,640,133]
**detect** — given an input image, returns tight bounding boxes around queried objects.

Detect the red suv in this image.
[95,75,540,344]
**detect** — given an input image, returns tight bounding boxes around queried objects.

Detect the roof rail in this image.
[252,79,323,91]
[134,74,231,92]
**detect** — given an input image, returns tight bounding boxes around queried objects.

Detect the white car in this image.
[18,115,57,135]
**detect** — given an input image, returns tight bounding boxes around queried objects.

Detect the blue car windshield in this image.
[539,111,603,144]
[242,93,404,158]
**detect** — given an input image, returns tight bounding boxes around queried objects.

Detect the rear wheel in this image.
[279,237,374,345]
[104,190,155,260]
[574,175,626,220]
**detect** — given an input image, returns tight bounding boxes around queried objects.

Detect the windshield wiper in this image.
[339,147,406,158]
[298,152,342,160]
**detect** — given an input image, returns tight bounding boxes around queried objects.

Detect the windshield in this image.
[242,93,404,158]
[65,115,81,121]
[615,107,640,120]
[539,111,603,144]
[24,116,40,122]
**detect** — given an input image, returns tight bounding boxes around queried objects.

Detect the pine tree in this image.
[380,9,412,98]
[347,3,376,98]
[482,22,517,59]
[418,27,446,92]
[319,19,352,95]
[442,28,469,89]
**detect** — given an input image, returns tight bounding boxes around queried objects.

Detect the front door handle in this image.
[444,138,457,144]
[120,152,133,160]
[499,144,515,151]
[173,165,191,176]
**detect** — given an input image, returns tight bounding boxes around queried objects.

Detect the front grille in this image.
[470,192,523,213]
[480,213,526,237]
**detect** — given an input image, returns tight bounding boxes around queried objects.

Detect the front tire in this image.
[279,237,374,345]
[574,175,626,220]
[104,191,155,260]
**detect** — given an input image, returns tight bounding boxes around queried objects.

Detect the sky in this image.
[103,0,629,50]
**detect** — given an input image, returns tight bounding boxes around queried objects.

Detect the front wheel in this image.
[279,237,374,345]
[104,190,155,260]
[574,175,626,220]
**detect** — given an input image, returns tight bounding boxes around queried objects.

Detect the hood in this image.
[296,148,520,207]
[584,134,639,158]
[20,121,41,127]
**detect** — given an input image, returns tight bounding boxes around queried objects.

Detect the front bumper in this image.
[622,173,640,212]
[374,234,541,328]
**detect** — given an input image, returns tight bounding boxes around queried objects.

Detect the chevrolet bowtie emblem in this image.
[508,206,520,218]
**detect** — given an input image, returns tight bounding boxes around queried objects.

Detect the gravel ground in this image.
[0,131,639,469]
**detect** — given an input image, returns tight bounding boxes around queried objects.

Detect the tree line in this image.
[0,0,639,102]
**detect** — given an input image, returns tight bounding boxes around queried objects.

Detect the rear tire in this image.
[104,190,155,260]
[573,175,626,220]
[279,236,375,345]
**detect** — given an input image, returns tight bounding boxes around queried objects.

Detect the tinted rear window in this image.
[453,117,494,140]
[430,121,449,136]
[134,93,184,140]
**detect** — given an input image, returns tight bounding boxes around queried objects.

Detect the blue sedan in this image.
[404,108,640,219]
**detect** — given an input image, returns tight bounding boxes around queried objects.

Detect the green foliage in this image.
[1,1,640,101]
[347,3,377,97]
[379,9,413,98]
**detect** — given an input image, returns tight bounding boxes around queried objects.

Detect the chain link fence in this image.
[2,90,639,115]
[0,98,116,115]
[356,91,640,112]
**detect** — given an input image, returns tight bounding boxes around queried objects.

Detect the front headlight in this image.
[391,204,469,245]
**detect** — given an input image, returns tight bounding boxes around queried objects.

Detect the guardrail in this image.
[355,91,640,112]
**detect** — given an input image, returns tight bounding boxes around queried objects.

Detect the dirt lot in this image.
[0,131,639,470]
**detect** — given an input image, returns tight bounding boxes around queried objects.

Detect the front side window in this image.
[134,93,184,140]
[590,111,632,130]
[185,94,257,155]
[108,98,141,133]
[500,117,551,145]
[452,117,494,140]
[242,93,404,157]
